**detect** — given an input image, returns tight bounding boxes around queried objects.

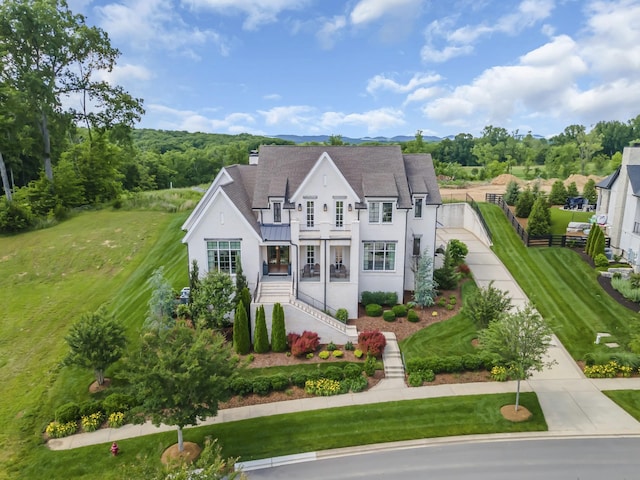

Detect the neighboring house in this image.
[596,144,640,265]
[181,145,441,342]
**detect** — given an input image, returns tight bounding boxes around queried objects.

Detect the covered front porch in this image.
[299,244,351,282]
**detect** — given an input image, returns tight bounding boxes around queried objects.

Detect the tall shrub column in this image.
[233,302,250,355]
[254,305,269,353]
[271,302,287,352]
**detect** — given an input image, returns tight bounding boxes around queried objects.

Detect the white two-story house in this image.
[596,144,640,267]
[181,145,441,342]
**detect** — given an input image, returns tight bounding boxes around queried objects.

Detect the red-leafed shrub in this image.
[358,330,386,358]
[289,331,320,357]
[287,332,300,348]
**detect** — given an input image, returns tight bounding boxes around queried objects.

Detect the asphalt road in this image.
[246,437,640,480]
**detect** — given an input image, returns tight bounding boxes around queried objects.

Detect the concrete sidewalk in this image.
[47,227,640,452]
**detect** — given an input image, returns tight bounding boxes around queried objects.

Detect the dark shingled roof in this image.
[627,165,640,197]
[250,145,439,209]
[402,154,442,205]
[596,167,619,189]
[221,165,260,235]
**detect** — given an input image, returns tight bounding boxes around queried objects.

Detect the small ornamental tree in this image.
[253,305,269,353]
[464,281,513,329]
[233,302,250,355]
[548,180,567,205]
[235,258,248,299]
[591,226,606,260]
[526,196,551,236]
[515,188,534,218]
[240,287,251,335]
[583,178,597,204]
[448,239,469,265]
[479,303,555,411]
[64,306,126,386]
[433,244,459,290]
[144,266,176,331]
[503,180,520,206]
[413,248,437,308]
[188,259,200,306]
[271,302,287,352]
[585,224,596,256]
[566,181,580,198]
[125,325,237,452]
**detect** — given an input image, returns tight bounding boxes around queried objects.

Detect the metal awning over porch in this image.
[261,224,291,242]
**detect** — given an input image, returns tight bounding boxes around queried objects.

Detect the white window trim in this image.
[368,201,394,224]
[362,241,397,272]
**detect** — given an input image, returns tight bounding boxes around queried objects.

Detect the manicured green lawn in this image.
[400,281,479,360]
[603,390,640,420]
[18,392,545,479]
[0,206,190,479]
[480,203,640,359]
[549,207,593,235]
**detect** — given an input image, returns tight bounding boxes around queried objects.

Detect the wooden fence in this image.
[484,193,610,249]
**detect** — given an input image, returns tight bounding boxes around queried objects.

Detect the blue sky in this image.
[71,0,640,139]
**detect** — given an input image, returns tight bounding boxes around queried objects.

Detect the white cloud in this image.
[421,0,555,63]
[182,0,309,30]
[422,34,587,128]
[258,105,315,126]
[366,72,442,95]
[263,93,282,101]
[148,104,257,133]
[97,0,230,57]
[320,108,405,134]
[403,86,442,104]
[350,0,422,25]
[316,15,347,50]
[96,64,154,84]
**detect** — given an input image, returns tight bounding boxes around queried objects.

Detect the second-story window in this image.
[306,201,314,227]
[368,201,393,223]
[274,202,281,223]
[414,198,423,218]
[335,200,344,228]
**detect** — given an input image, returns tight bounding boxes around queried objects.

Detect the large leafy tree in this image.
[479,303,555,410]
[191,269,235,329]
[0,0,144,181]
[64,306,126,386]
[126,325,237,452]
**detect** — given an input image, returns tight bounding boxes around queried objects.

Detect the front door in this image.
[267,245,289,274]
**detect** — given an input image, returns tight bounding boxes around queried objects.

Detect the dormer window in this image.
[414,198,423,218]
[273,202,281,223]
[368,201,393,223]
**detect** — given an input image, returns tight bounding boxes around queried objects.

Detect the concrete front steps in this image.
[254,281,357,344]
[381,332,405,380]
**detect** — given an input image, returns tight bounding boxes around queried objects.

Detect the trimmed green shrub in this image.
[319,351,330,360]
[382,310,396,322]
[364,355,377,377]
[254,305,270,353]
[343,363,363,379]
[335,308,349,323]
[290,371,309,388]
[271,302,287,352]
[55,402,80,424]
[422,369,435,382]
[102,393,135,415]
[344,341,355,351]
[407,309,420,322]
[594,253,609,268]
[332,350,343,358]
[78,400,104,418]
[252,376,272,396]
[348,375,368,393]
[408,372,423,387]
[324,366,344,381]
[229,376,253,396]
[365,303,383,317]
[354,349,363,359]
[326,341,337,351]
[391,304,408,317]
[361,291,398,306]
[269,374,290,391]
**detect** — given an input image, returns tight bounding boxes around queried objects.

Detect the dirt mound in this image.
[491,174,523,185]
[563,174,602,189]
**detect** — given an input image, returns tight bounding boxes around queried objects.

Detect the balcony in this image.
[299,263,350,282]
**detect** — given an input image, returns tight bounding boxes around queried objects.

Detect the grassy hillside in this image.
[0,202,190,478]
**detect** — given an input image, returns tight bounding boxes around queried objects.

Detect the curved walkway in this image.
[48,228,640,453]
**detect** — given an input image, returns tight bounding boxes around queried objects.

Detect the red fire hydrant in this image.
[110,442,119,456]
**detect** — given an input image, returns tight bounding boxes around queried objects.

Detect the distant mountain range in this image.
[273,134,442,144]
